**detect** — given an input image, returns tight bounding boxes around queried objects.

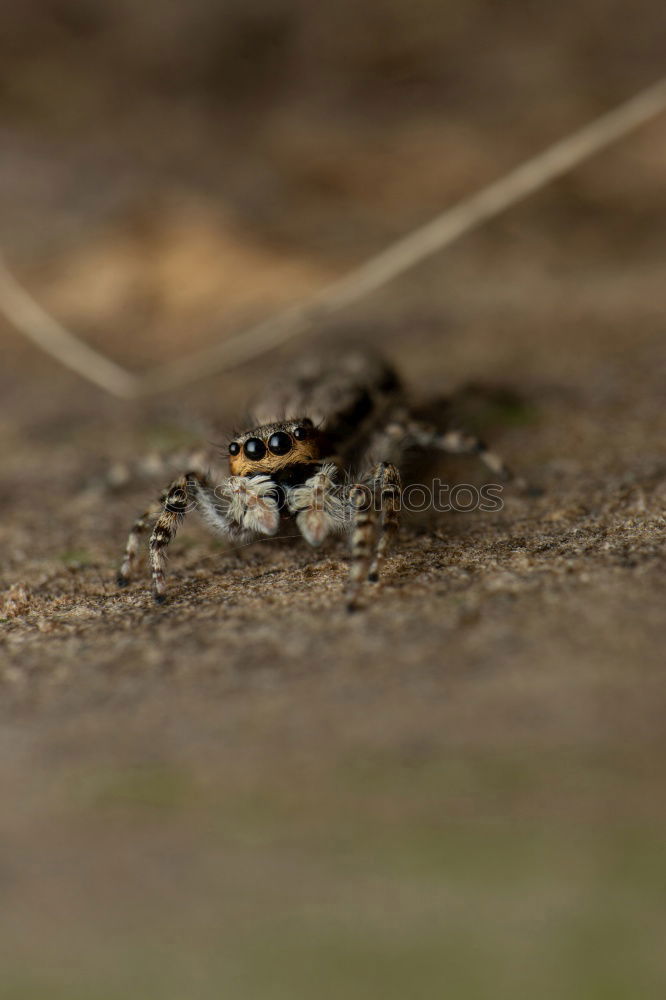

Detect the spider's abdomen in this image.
[251,349,401,436]
[249,348,403,462]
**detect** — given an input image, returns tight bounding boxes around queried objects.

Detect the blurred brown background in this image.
[1,3,666,998]
[3,0,665,370]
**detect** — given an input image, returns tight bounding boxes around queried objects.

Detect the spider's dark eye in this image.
[228,442,240,456]
[293,425,310,441]
[267,431,292,455]
[244,438,266,460]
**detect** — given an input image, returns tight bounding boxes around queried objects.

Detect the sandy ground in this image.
[1,6,666,993]
[3,216,666,996]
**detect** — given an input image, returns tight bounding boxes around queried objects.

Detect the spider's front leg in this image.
[118,471,281,603]
[367,462,402,583]
[148,470,211,603]
[117,494,166,587]
[150,472,282,602]
[346,461,402,611]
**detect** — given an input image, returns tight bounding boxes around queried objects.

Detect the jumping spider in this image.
[118,349,524,609]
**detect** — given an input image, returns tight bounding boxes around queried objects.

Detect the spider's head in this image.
[228,418,324,476]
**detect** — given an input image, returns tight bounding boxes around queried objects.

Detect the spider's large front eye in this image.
[228,442,240,456]
[244,438,266,460]
[267,431,292,456]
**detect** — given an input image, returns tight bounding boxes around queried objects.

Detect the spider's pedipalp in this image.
[287,462,345,546]
[222,474,281,537]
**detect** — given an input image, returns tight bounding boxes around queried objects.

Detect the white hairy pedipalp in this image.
[286,463,347,546]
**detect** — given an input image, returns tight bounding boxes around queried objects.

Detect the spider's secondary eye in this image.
[228,442,240,456]
[244,438,266,460]
[293,426,310,441]
[267,431,292,455]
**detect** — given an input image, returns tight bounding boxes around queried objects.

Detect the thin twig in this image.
[0,255,141,399]
[2,76,666,398]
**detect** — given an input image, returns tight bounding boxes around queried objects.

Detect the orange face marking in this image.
[228,421,325,477]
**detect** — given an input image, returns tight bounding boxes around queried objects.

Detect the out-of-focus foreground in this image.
[1,3,666,997]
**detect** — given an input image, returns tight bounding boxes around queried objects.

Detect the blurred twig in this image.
[0,255,141,399]
[2,77,666,398]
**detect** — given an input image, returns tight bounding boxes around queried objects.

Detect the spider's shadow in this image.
[400,381,540,536]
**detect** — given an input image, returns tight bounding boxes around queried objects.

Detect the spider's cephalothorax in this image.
[227,418,327,482]
[117,349,524,609]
